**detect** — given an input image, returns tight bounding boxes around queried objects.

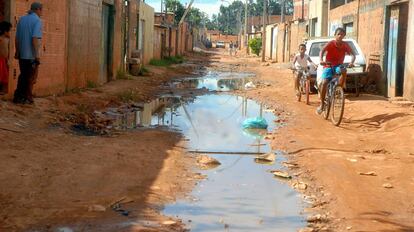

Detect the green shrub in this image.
[139,66,149,75]
[149,56,185,67]
[116,69,130,80]
[86,80,97,89]
[249,37,262,56]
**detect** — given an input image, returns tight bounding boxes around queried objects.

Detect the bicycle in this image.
[319,63,347,126]
[292,66,311,105]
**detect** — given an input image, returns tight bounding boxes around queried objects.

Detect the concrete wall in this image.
[139,2,154,64]
[403,0,414,101]
[290,21,308,55]
[328,1,358,38]
[153,26,165,59]
[309,0,328,37]
[9,0,68,96]
[265,25,273,59]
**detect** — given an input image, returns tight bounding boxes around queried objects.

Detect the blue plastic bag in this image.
[242,117,268,129]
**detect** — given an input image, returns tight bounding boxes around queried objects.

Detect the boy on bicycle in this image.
[317,27,356,115]
[292,44,317,98]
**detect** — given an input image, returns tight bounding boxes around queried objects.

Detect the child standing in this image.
[0,21,12,94]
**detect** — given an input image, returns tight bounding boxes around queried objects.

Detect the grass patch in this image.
[139,66,149,75]
[117,69,131,80]
[149,55,185,67]
[86,80,97,89]
[116,89,140,102]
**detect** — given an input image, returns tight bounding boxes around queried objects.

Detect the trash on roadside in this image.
[88,204,106,212]
[254,153,275,164]
[242,128,267,139]
[292,181,308,190]
[162,220,177,225]
[270,170,292,179]
[242,117,268,129]
[358,171,377,176]
[197,155,221,169]
[282,161,299,168]
[306,214,328,223]
[382,183,393,188]
[244,81,256,89]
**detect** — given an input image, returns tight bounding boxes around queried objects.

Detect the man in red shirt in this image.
[317,27,356,115]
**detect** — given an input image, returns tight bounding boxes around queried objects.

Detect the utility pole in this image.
[281,0,285,23]
[261,0,267,62]
[244,0,249,54]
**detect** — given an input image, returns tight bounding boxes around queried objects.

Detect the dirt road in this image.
[217,53,414,231]
[1,50,413,232]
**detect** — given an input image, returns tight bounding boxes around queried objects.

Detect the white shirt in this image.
[294,53,309,69]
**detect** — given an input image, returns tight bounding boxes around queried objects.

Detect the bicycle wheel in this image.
[323,94,331,120]
[305,80,310,105]
[331,86,345,126]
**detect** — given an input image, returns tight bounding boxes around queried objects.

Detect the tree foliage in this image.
[165,0,293,35]
[248,37,262,56]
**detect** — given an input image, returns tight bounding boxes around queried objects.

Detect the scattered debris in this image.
[347,158,358,162]
[382,183,393,188]
[358,171,377,176]
[197,155,221,169]
[307,214,328,223]
[244,81,256,90]
[254,153,275,164]
[162,220,177,225]
[88,204,106,212]
[292,181,308,190]
[298,227,315,232]
[282,161,299,168]
[270,170,292,179]
[346,226,352,230]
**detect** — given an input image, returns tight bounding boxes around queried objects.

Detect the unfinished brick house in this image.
[0,0,126,97]
[328,0,413,99]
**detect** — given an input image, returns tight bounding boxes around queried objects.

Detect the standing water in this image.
[97,71,305,231]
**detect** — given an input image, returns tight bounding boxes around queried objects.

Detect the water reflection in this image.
[171,71,255,91]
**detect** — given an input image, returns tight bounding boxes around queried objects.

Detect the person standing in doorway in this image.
[0,21,12,94]
[13,2,43,104]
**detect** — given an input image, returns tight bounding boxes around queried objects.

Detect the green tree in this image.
[249,37,262,56]
[166,0,185,25]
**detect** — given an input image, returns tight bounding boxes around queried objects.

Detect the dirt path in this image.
[0,55,213,231]
[216,52,414,231]
[2,49,413,232]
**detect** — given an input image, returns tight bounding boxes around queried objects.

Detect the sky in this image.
[145,0,233,18]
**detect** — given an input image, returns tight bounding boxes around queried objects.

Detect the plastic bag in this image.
[242,117,268,129]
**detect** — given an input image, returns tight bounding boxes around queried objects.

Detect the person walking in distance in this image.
[13,2,43,104]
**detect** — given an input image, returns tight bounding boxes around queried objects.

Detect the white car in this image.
[216,41,225,48]
[304,38,366,78]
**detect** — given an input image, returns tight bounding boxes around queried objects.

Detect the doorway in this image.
[100,2,114,83]
[385,2,408,97]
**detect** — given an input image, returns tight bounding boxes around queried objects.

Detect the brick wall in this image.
[290,21,308,56]
[293,0,309,20]
[357,0,386,88]
[67,0,101,89]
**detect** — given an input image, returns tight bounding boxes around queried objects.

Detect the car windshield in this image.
[309,41,359,56]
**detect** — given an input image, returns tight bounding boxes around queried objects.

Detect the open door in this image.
[100,2,114,84]
[386,3,408,97]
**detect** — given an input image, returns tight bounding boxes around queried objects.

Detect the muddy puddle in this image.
[73,71,305,231]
